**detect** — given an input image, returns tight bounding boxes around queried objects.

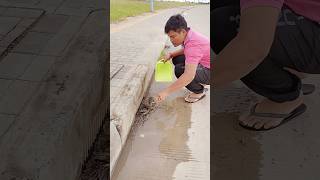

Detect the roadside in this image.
[110,0,195,23]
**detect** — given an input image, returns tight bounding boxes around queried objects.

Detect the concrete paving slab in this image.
[0,114,16,137]
[31,14,69,34]
[19,17,37,27]
[19,55,55,81]
[0,53,36,79]
[0,78,12,97]
[110,63,124,78]
[0,46,5,55]
[0,9,107,180]
[39,16,86,56]
[13,32,54,54]
[0,16,21,35]
[0,80,38,115]
[55,6,93,17]
[0,8,44,48]
[2,7,43,18]
[33,0,64,12]
[0,6,6,13]
[0,26,26,48]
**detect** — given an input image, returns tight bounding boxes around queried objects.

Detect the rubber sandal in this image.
[239,103,307,131]
[184,93,206,103]
[302,84,315,95]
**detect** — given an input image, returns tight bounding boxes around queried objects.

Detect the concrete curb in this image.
[0,10,107,180]
[110,62,157,176]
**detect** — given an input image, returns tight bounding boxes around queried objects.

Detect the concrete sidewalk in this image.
[0,0,107,179]
[109,5,198,175]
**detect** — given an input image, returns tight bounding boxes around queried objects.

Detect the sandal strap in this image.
[250,103,290,118]
[185,93,205,102]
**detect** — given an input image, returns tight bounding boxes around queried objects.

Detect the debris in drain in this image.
[134,96,158,127]
[79,122,108,180]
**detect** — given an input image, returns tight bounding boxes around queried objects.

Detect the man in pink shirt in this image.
[213,0,320,130]
[155,14,210,103]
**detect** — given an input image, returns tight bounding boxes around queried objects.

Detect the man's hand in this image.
[154,90,169,104]
[162,52,172,62]
[154,63,197,103]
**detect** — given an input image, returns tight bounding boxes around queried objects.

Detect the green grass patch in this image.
[111,0,194,23]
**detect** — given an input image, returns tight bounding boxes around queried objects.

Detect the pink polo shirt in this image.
[241,0,320,23]
[183,29,210,69]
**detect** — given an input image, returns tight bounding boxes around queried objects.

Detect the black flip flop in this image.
[239,103,307,131]
[302,84,315,95]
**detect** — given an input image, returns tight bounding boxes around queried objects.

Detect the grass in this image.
[110,0,195,23]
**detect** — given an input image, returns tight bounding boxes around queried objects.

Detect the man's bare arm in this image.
[162,63,197,94]
[213,6,280,87]
[170,48,184,58]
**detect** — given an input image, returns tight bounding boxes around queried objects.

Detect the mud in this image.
[134,96,158,127]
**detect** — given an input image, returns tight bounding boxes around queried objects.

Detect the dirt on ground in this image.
[79,118,109,180]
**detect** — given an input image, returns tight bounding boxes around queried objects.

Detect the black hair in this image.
[164,14,189,34]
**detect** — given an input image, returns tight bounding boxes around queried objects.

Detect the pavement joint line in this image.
[0,8,45,61]
[110,65,124,79]
[0,5,45,12]
[0,112,17,116]
[0,77,43,83]
[0,115,17,139]
[52,0,76,15]
[28,30,56,35]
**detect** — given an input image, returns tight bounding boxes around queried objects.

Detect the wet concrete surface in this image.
[112,80,210,180]
[213,78,320,180]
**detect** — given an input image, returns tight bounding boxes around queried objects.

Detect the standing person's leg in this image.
[173,55,210,102]
[212,5,320,130]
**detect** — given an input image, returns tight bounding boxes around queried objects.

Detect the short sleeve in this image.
[184,43,203,65]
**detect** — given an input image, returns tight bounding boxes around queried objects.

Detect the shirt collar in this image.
[183,28,192,46]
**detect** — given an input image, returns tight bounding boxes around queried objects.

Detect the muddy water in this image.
[111,96,193,180]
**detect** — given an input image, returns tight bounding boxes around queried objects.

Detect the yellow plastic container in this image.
[155,60,173,82]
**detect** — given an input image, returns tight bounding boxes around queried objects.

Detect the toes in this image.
[263,118,282,129]
[247,118,259,127]
[239,114,254,125]
[254,120,265,129]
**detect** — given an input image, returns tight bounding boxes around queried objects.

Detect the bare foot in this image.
[239,96,303,130]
